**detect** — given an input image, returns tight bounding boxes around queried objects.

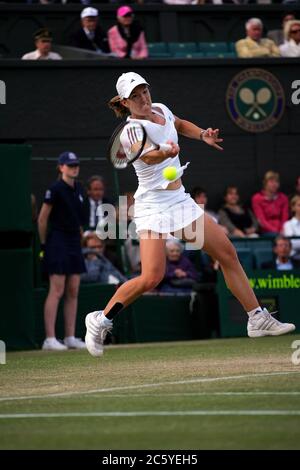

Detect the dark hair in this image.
[282,12,296,21]
[223,185,238,198]
[108,95,129,118]
[87,175,105,190]
[191,187,207,199]
[56,164,62,180]
[273,235,292,248]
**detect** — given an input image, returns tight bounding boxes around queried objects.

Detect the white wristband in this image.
[159,143,172,152]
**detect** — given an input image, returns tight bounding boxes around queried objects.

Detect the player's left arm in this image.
[174,116,223,151]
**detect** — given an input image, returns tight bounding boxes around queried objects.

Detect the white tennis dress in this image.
[120,103,203,234]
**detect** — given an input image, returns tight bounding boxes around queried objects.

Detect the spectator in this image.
[191,187,219,224]
[252,171,289,236]
[283,195,300,260]
[83,175,111,231]
[159,239,200,293]
[122,191,141,274]
[108,5,148,59]
[70,7,110,54]
[38,151,86,351]
[81,233,127,284]
[282,0,300,5]
[280,19,300,57]
[235,18,280,58]
[163,0,200,4]
[22,28,62,60]
[261,236,300,270]
[267,13,296,46]
[218,186,259,238]
[207,0,272,3]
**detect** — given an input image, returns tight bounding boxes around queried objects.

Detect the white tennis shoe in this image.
[64,336,86,350]
[247,308,295,338]
[85,311,113,357]
[42,337,68,351]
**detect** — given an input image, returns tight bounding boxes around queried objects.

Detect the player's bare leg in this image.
[85,233,166,356]
[182,213,295,337]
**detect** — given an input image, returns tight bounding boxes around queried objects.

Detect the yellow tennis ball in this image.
[162,166,178,181]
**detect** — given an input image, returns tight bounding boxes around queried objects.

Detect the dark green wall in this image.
[0,59,299,209]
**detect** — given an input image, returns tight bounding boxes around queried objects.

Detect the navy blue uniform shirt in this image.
[44,179,85,233]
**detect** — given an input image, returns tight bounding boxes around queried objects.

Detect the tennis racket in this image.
[107,121,172,170]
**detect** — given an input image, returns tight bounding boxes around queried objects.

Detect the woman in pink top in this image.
[252,171,289,235]
[108,6,148,59]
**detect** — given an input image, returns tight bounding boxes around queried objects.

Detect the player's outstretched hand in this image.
[203,128,223,151]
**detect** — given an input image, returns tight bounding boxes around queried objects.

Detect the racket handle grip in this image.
[159,143,172,152]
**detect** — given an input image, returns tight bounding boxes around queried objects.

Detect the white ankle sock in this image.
[100,312,112,325]
[247,306,263,317]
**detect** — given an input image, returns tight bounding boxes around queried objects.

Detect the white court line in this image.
[0,410,300,419]
[0,371,299,403]
[92,392,300,398]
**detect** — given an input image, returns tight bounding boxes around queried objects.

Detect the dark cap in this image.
[58,151,80,166]
[34,28,52,42]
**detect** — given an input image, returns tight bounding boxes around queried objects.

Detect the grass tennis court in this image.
[1,335,300,450]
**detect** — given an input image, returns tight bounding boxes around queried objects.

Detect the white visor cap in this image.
[116,72,149,99]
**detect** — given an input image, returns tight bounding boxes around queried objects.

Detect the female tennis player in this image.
[85,72,295,356]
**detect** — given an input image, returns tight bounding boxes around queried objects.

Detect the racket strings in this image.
[108,122,146,169]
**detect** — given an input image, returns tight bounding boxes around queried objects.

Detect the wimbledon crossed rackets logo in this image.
[226,69,285,133]
[239,87,271,118]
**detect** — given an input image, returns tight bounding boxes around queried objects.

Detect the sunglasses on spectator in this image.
[123,13,133,18]
[290,29,300,34]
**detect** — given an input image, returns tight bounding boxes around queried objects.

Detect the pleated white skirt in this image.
[134,185,203,235]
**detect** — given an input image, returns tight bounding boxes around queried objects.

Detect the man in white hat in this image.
[70,7,110,53]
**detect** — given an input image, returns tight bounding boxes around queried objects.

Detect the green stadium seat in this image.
[173,52,205,59]
[236,248,254,270]
[168,42,197,56]
[245,240,273,251]
[148,42,171,58]
[232,240,248,250]
[204,52,237,58]
[228,42,236,52]
[198,42,228,54]
[254,249,274,269]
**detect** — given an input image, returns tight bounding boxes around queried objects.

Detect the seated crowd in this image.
[37,163,300,298]
[18,5,300,60]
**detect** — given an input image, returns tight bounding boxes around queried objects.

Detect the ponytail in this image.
[108,95,129,118]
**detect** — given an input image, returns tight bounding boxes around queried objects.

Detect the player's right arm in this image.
[121,123,179,165]
[140,142,179,165]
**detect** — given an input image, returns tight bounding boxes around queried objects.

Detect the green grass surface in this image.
[0,335,300,449]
